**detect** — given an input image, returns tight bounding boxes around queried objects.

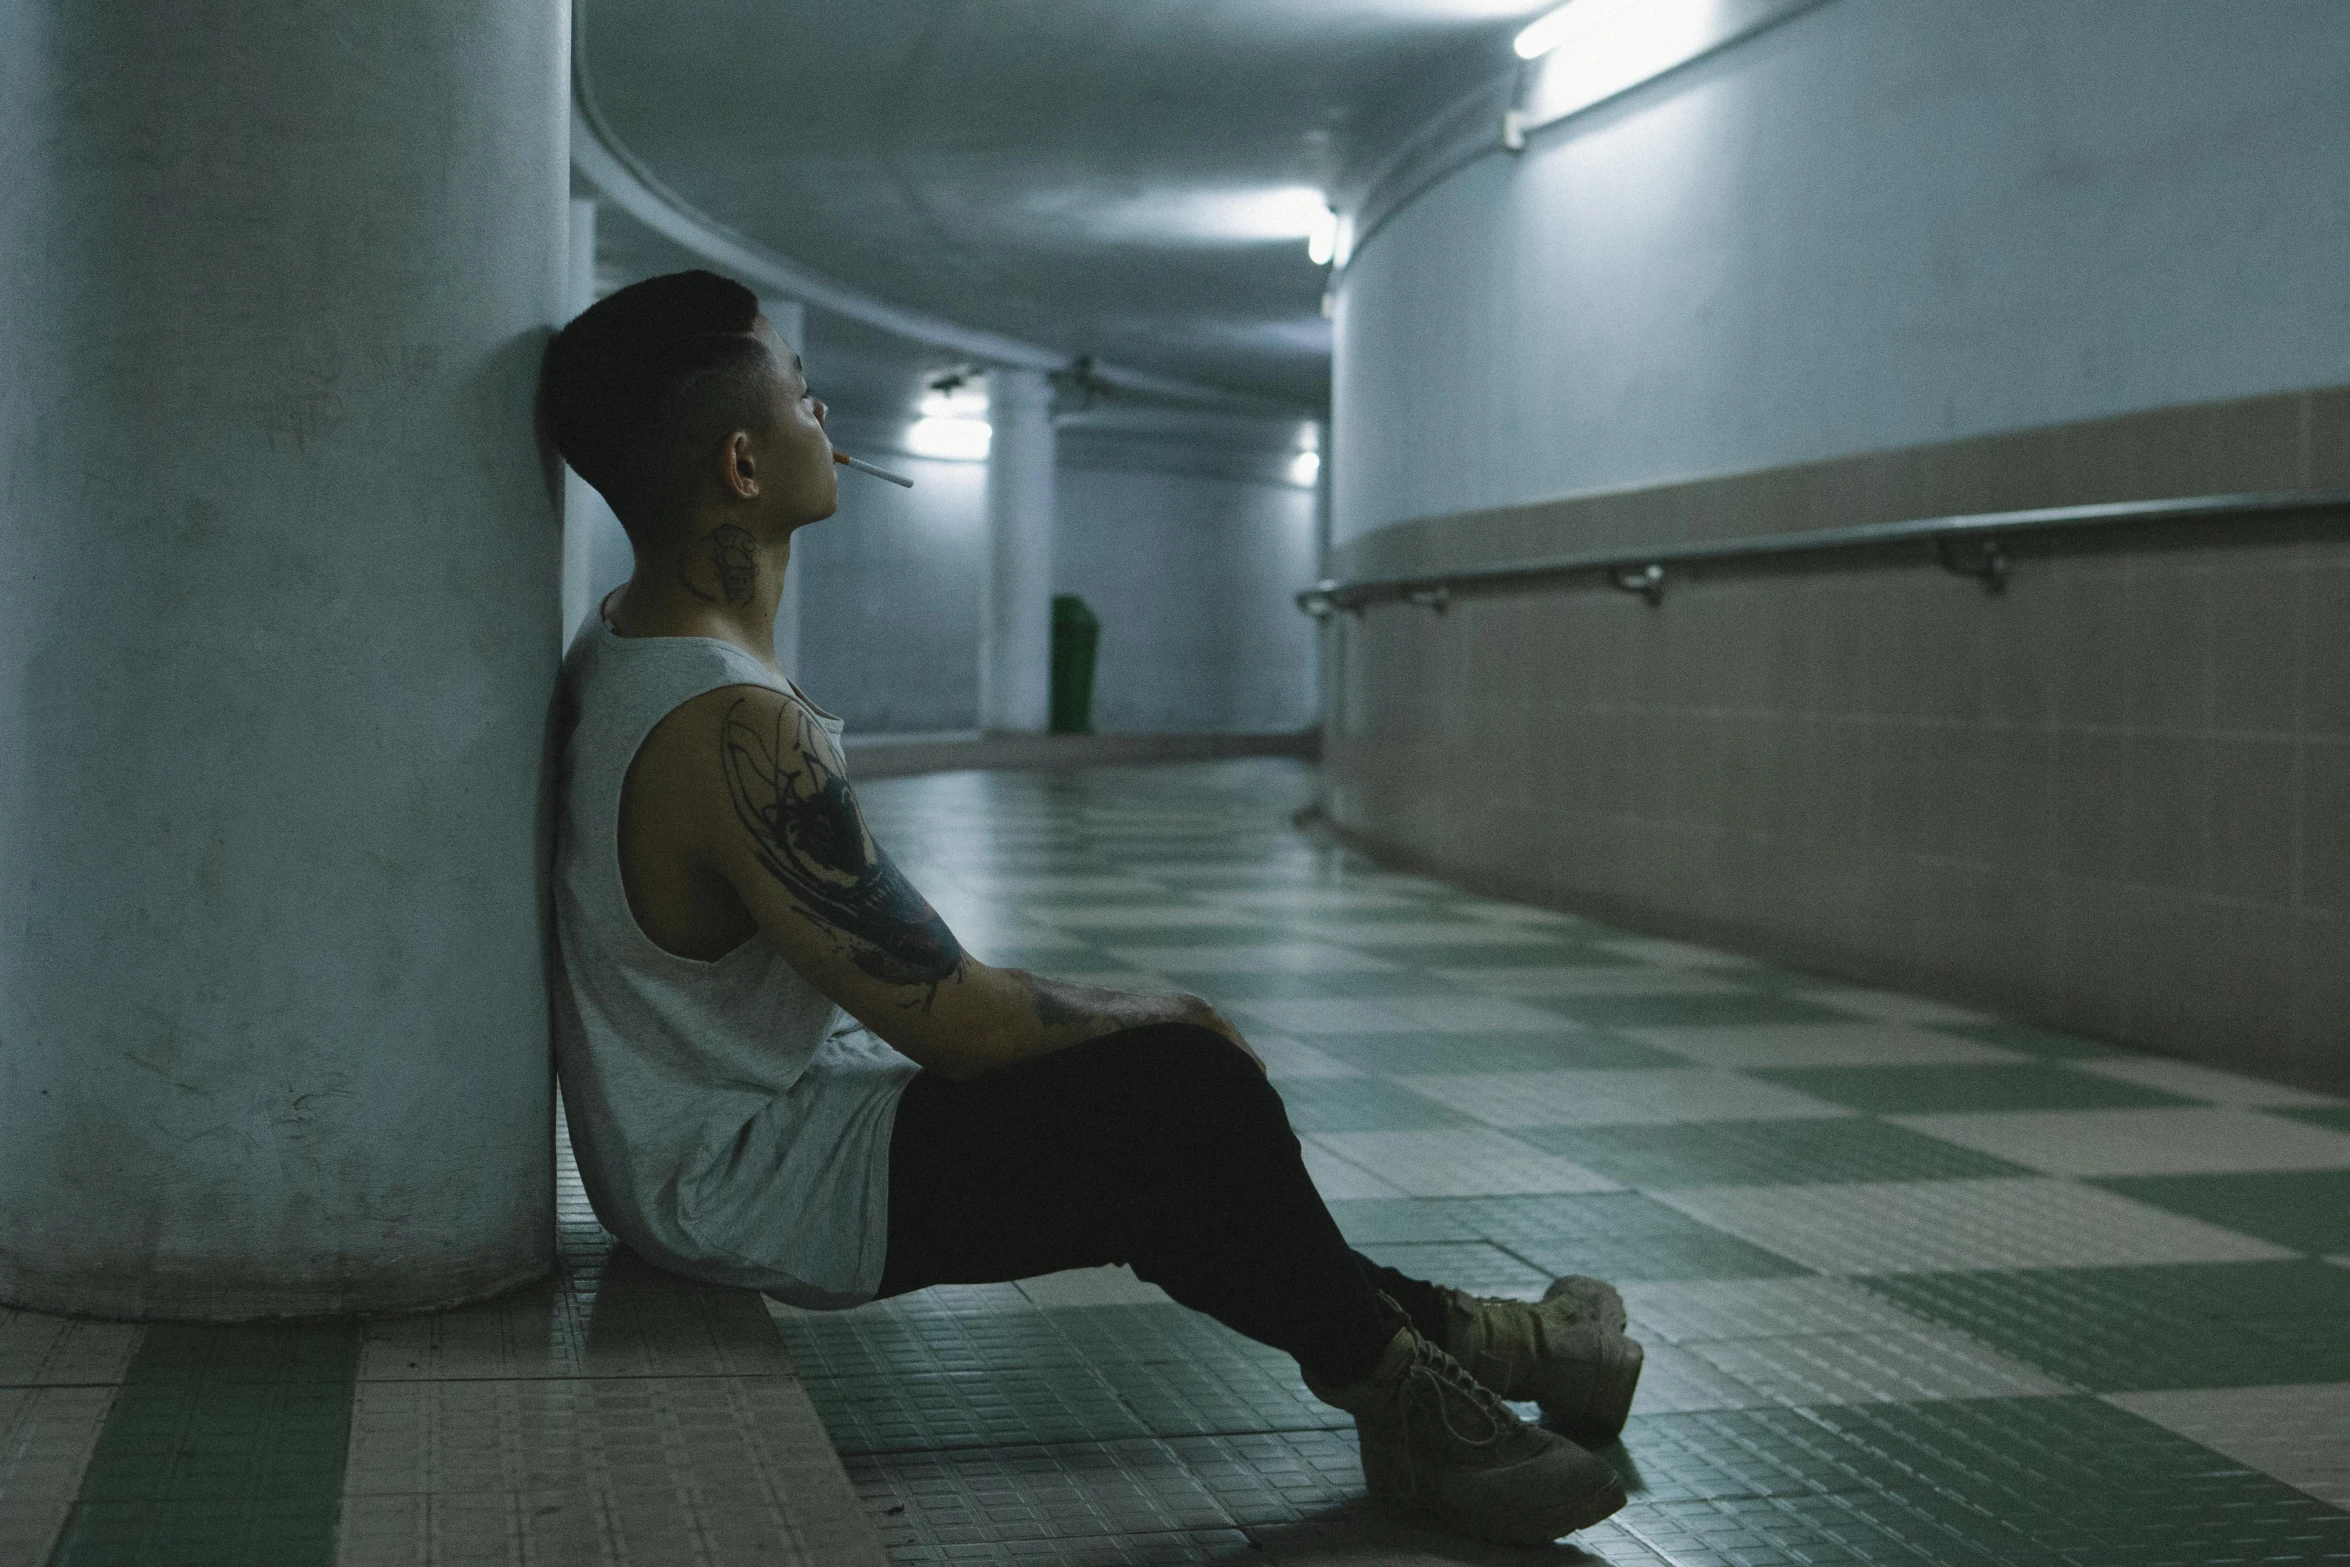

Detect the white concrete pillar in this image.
[979,368,1057,732]
[760,298,808,679]
[0,1,566,1317]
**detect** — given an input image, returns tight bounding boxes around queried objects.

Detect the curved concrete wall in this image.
[0,2,566,1316]
[1325,0,2350,1085]
[1335,0,2350,544]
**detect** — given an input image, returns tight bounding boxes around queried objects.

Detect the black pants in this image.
[874,1022,1452,1387]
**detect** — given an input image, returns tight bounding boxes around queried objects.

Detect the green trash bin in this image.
[1049,594,1100,734]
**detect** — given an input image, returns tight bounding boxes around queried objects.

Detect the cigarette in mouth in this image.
[833,450,915,488]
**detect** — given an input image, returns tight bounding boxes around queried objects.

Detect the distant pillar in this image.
[979,368,1056,732]
[761,298,808,679]
[0,0,566,1317]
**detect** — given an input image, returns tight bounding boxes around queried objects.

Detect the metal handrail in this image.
[1296,490,2350,617]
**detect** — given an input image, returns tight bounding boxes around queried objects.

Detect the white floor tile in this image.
[1039,905,1264,930]
[1588,937,1753,969]
[1310,920,1562,948]
[1298,1141,1410,1200]
[2106,1384,2350,1509]
[1305,1129,1620,1197]
[1231,998,1428,1034]
[1796,988,1997,1027]
[1232,994,1573,1035]
[1015,1267,1174,1310]
[1615,1277,1945,1343]
[1396,1068,1854,1128]
[1890,1107,2350,1176]
[1614,1340,1768,1416]
[1683,1328,2071,1405]
[1106,943,1400,974]
[1622,1023,2026,1070]
[1378,994,1581,1032]
[1434,966,1747,998]
[1251,1034,1366,1079]
[2068,1057,2348,1107]
[1649,1178,2295,1273]
[1193,887,1421,912]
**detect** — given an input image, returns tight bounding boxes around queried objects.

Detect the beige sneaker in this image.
[1305,1316,1628,1546]
[1440,1277,1644,1445]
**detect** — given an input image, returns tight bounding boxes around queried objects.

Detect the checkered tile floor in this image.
[774,759,2350,1565]
[4,758,2344,1566]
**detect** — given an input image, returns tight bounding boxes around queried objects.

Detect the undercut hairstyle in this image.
[541,269,785,536]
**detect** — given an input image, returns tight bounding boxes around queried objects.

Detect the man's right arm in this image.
[651,684,1260,1079]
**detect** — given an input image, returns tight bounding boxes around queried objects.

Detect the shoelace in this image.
[1393,1333,1522,1493]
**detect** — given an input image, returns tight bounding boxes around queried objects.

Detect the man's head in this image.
[542,269,835,545]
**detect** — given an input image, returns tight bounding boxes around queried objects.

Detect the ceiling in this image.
[577,0,1551,432]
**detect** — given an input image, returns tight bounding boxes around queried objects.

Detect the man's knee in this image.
[1114,1021,1274,1098]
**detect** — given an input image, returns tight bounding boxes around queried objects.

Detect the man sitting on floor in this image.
[538,269,1645,1547]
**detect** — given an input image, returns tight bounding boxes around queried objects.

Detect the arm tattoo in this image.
[678,524,757,606]
[720,697,965,1001]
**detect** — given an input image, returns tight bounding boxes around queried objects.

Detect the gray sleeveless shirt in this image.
[550,607,919,1309]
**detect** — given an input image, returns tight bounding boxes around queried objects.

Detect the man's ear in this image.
[723,430,760,498]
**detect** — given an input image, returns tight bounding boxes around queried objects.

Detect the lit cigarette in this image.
[833,450,914,488]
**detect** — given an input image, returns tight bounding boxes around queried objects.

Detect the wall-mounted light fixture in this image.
[907,372,993,461]
[1504,0,1827,147]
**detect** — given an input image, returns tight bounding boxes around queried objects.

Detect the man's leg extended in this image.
[874,1021,1419,1385]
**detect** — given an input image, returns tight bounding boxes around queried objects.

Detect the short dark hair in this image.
[541,269,782,533]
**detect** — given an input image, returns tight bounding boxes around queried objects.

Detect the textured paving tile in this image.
[1534,993,1864,1029]
[1650,1178,2295,1274]
[1793,989,1999,1028]
[1890,1107,2350,1176]
[1617,1278,1945,1343]
[1857,1261,2350,1391]
[1435,965,1747,998]
[1346,1193,1811,1282]
[1106,943,1398,975]
[1397,1068,1855,1128]
[1622,1023,2026,1070]
[1915,1020,2133,1059]
[1355,1241,1554,1297]
[2107,1383,2350,1509]
[2068,1056,2348,1107]
[1680,1329,2069,1406]
[1303,1128,1620,1196]
[1304,1029,1687,1075]
[1517,1117,2035,1188]
[1273,1076,1480,1132]
[2092,1170,2350,1255]
[1751,1063,2200,1114]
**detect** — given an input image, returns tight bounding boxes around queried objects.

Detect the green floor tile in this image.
[1515,1117,2038,1188]
[2278,1106,2350,1135]
[1176,971,1475,1001]
[1273,1076,1477,1132]
[1748,1062,2198,1114]
[1306,1028,1689,1073]
[1920,1020,2134,1059]
[1802,1397,2350,1567]
[1358,1241,1553,1295]
[52,1321,360,1567]
[2092,1170,2350,1255]
[1312,941,1589,968]
[1857,1260,2350,1392]
[1536,992,1862,1029]
[1334,1193,1809,1281]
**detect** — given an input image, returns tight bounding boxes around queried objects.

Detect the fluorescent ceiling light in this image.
[1306,207,1339,266]
[1289,450,1322,487]
[919,385,988,420]
[906,417,992,461]
[1511,0,1825,134]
